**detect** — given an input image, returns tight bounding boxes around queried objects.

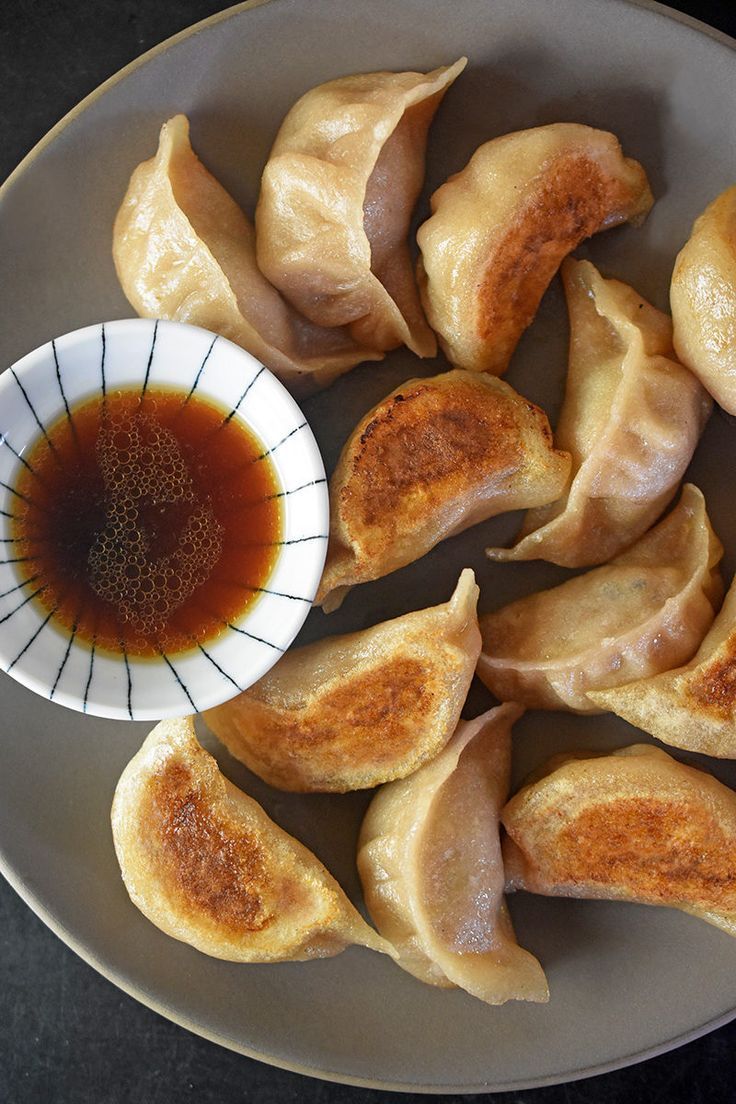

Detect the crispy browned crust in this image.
[251,656,433,770]
[502,747,736,923]
[343,378,522,525]
[205,569,481,792]
[112,718,394,960]
[553,796,736,909]
[477,153,635,354]
[139,758,272,935]
[686,646,736,718]
[317,371,569,608]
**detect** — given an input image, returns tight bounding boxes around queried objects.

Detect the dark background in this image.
[2,2,736,1101]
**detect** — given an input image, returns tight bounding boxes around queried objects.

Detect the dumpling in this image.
[113,115,381,394]
[589,573,736,758]
[670,185,736,413]
[502,744,736,937]
[416,123,653,375]
[256,60,466,357]
[111,716,393,961]
[478,484,723,713]
[488,259,712,567]
[357,704,549,1004]
[316,369,571,611]
[203,569,480,792]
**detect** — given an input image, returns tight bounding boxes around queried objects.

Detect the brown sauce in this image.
[10,387,282,657]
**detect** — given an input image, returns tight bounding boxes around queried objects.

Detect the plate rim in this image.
[1,0,736,1092]
[1,0,735,208]
[5,850,736,1095]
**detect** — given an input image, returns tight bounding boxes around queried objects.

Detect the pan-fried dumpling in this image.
[111,717,393,961]
[357,704,549,1004]
[488,259,712,567]
[478,485,723,713]
[113,115,381,394]
[316,370,571,611]
[589,573,736,758]
[416,123,653,375]
[256,60,466,357]
[670,185,736,413]
[502,744,736,937]
[203,569,480,792]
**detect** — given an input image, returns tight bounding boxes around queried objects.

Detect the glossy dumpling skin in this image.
[671,185,736,413]
[478,485,723,713]
[316,369,571,612]
[111,717,393,961]
[358,704,549,1004]
[502,744,736,937]
[589,573,736,758]
[203,569,480,793]
[113,115,380,395]
[256,60,466,357]
[488,259,712,567]
[416,123,653,375]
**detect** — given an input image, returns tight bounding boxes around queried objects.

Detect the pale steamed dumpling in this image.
[316,369,571,612]
[203,569,481,792]
[358,704,549,1004]
[113,115,381,394]
[670,184,736,413]
[488,258,712,567]
[503,744,736,937]
[256,60,466,356]
[589,572,736,758]
[416,123,653,375]
[478,484,723,713]
[111,717,393,961]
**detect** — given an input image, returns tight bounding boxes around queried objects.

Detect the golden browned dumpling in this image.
[502,744,736,937]
[416,123,653,375]
[670,185,736,413]
[113,115,381,394]
[589,573,736,758]
[203,569,481,792]
[488,259,712,567]
[111,717,393,961]
[316,370,571,612]
[256,60,466,357]
[358,704,549,1004]
[478,485,723,712]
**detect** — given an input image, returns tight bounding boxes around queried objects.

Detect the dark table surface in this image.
[2,2,736,1101]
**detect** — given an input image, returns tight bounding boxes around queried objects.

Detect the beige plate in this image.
[1,0,735,1091]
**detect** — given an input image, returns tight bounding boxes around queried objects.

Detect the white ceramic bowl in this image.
[0,318,328,720]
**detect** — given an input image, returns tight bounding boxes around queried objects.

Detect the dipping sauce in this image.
[10,387,282,656]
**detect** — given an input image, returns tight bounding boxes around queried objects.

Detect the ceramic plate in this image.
[1,0,735,1092]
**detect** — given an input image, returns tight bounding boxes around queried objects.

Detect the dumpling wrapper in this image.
[316,369,571,612]
[357,704,549,1005]
[671,184,736,413]
[502,744,736,937]
[113,115,381,395]
[488,259,712,567]
[203,569,481,793]
[111,717,392,962]
[589,572,736,758]
[416,123,653,375]
[478,484,723,713]
[256,60,466,357]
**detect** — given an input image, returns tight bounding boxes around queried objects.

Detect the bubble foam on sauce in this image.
[10,385,282,658]
[88,408,224,638]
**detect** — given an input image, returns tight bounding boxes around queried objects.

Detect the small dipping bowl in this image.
[0,318,328,720]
